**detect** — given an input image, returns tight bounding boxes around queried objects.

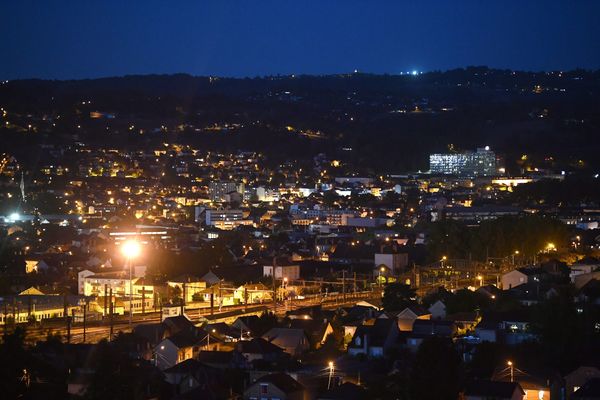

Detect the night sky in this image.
[1,1,599,80]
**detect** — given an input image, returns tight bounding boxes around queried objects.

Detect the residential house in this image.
[492,365,551,400]
[477,284,503,300]
[475,311,536,345]
[347,318,400,358]
[577,279,600,305]
[573,378,600,399]
[397,304,432,331]
[25,259,50,274]
[232,315,262,337]
[154,329,203,370]
[445,312,480,335]
[565,367,600,399]
[374,251,408,275]
[289,318,334,349]
[464,380,525,400]
[412,319,456,337]
[501,269,529,290]
[244,373,305,400]
[234,283,272,305]
[163,359,224,398]
[262,328,310,357]
[236,337,285,363]
[167,275,206,304]
[502,268,546,290]
[318,382,366,400]
[428,300,447,319]
[263,259,300,280]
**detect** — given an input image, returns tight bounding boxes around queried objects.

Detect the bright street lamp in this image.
[512,250,519,265]
[206,328,216,349]
[122,240,141,259]
[327,361,335,390]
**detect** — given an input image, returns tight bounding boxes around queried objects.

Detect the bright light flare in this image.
[121,240,141,258]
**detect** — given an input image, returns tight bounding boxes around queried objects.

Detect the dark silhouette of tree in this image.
[382,283,416,311]
[410,337,462,400]
[468,341,504,379]
[445,288,490,314]
[0,327,29,398]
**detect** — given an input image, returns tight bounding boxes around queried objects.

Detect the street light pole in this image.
[129,257,133,326]
[327,361,334,390]
[121,240,141,329]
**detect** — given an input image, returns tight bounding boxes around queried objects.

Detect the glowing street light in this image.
[206,328,216,349]
[121,240,141,327]
[507,361,514,382]
[327,361,335,390]
[122,240,141,259]
[476,275,484,287]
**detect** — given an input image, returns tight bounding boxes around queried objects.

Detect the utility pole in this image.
[109,288,114,341]
[272,257,277,314]
[180,283,185,316]
[342,270,346,303]
[103,284,108,317]
[353,272,357,297]
[218,280,222,312]
[129,257,133,327]
[141,286,146,316]
[63,294,69,339]
[83,298,88,343]
[66,312,72,344]
[210,287,214,316]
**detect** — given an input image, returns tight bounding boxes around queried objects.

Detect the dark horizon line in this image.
[3,65,600,83]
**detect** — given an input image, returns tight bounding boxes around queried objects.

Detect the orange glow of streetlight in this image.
[121,240,141,258]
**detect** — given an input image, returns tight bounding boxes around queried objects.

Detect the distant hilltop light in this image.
[485,145,490,151]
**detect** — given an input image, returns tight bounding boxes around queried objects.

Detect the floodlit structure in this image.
[430,147,497,176]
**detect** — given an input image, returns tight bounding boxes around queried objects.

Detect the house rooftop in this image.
[254,373,304,394]
[237,337,284,354]
[464,380,524,398]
